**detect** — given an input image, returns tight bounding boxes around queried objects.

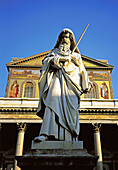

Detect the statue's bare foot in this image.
[34,135,48,142]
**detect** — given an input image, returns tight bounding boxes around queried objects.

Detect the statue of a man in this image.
[35,28,92,142]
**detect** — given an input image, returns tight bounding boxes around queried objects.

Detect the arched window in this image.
[24,82,33,98]
[84,83,99,99]
[86,85,96,98]
[86,87,95,98]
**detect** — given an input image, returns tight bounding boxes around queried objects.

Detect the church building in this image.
[0,51,118,170]
[5,50,114,100]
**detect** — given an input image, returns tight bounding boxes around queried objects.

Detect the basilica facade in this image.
[0,51,118,170]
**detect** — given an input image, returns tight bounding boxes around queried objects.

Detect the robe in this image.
[37,49,92,141]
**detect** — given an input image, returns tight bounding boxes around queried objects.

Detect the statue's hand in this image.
[71,53,81,66]
[83,88,89,93]
[71,53,80,60]
[59,57,71,66]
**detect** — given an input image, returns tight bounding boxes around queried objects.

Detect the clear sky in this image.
[0,0,118,98]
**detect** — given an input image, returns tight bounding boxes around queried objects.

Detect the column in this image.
[0,123,3,170]
[14,123,26,170]
[92,123,103,170]
[0,124,2,148]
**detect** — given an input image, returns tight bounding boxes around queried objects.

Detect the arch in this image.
[24,82,33,98]
[20,80,36,98]
[84,82,99,99]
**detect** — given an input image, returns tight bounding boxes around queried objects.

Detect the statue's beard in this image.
[58,43,70,52]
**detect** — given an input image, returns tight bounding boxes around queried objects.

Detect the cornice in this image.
[86,67,113,72]
[80,108,118,115]
[0,107,118,115]
[7,66,113,70]
[8,65,42,68]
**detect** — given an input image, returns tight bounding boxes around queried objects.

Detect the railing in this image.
[0,98,118,108]
[0,98,118,124]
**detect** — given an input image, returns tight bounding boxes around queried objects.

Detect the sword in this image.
[72,24,89,54]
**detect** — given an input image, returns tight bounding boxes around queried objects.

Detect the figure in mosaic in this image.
[9,80,19,98]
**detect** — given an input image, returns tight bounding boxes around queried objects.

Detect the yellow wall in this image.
[81,80,111,99]
[6,57,113,99]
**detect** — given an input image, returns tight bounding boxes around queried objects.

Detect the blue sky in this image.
[0,0,118,98]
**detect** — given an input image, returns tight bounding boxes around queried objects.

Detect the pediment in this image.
[15,57,43,66]
[81,55,113,69]
[6,50,113,71]
[6,51,50,67]
[83,60,102,67]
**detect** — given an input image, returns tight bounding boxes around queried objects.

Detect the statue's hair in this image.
[54,29,80,53]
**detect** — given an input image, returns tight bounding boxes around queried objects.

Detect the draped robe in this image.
[37,49,91,141]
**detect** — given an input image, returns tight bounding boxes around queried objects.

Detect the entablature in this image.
[0,98,118,124]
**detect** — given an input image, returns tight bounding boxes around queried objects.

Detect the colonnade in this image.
[14,122,103,170]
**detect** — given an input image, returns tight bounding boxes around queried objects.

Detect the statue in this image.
[34,28,92,142]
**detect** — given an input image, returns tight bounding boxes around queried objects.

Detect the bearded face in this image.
[54,29,80,54]
[58,32,71,52]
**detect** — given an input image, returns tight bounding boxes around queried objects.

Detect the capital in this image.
[92,123,101,133]
[17,122,27,132]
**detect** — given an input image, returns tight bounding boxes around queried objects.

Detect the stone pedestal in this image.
[31,140,83,149]
[16,141,98,170]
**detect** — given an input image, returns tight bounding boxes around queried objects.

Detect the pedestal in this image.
[16,141,98,170]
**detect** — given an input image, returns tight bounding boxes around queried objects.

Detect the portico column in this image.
[14,123,26,170]
[0,124,2,149]
[0,123,3,170]
[92,123,103,170]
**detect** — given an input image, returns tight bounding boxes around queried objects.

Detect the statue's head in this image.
[54,28,79,53]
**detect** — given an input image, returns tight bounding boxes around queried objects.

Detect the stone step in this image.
[31,141,83,150]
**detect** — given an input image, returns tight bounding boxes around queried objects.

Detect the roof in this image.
[6,50,114,72]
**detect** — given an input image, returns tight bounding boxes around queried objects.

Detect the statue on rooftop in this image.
[34,28,92,142]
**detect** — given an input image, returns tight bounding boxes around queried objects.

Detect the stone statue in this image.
[34,28,92,142]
